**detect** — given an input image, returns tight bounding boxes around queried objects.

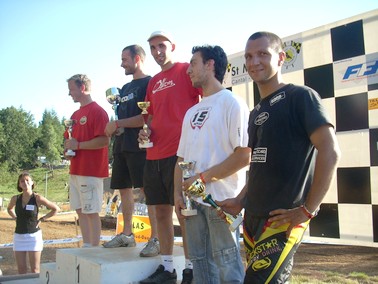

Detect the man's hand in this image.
[268,207,311,238]
[216,198,243,222]
[104,121,117,137]
[64,138,78,151]
[181,175,198,192]
[174,194,186,220]
[137,128,151,145]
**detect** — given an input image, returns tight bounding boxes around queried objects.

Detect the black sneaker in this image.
[181,268,193,284]
[139,264,177,284]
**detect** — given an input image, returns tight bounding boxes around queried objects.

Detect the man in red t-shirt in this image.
[64,74,109,247]
[138,31,201,284]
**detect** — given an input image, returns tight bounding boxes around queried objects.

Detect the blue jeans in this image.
[185,202,245,284]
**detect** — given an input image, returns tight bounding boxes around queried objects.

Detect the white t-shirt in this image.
[177,89,250,204]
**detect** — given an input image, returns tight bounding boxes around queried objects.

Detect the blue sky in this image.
[0,0,377,124]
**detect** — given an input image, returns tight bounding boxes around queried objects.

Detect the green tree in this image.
[0,121,5,164]
[37,109,65,165]
[0,107,38,171]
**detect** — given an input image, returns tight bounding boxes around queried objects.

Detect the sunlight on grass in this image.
[348,271,369,281]
[291,271,378,284]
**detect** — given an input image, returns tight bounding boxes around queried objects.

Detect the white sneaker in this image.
[139,238,160,257]
[102,233,136,248]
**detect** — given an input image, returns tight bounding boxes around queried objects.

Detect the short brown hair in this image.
[67,74,91,93]
[123,45,146,62]
[248,31,284,53]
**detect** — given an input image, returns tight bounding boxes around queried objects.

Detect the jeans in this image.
[185,202,245,284]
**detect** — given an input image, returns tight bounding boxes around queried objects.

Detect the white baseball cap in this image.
[147,31,173,43]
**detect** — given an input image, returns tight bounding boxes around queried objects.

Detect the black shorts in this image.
[143,155,177,206]
[111,151,146,190]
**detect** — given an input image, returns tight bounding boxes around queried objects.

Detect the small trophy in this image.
[105,87,123,135]
[178,161,197,216]
[64,119,76,157]
[187,179,243,232]
[137,101,153,148]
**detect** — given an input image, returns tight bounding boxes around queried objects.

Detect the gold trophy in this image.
[187,179,243,232]
[64,119,76,157]
[178,161,197,216]
[105,87,123,135]
[137,101,153,148]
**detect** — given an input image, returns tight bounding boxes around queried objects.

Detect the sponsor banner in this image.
[369,98,378,110]
[282,38,304,73]
[116,213,151,243]
[334,54,378,90]
[224,52,251,88]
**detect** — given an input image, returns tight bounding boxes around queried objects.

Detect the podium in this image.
[39,244,185,284]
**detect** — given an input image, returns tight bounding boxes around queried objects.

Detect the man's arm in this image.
[182,146,251,193]
[302,124,341,213]
[174,156,186,219]
[269,125,341,233]
[79,136,110,149]
[65,135,109,151]
[217,183,248,217]
[105,114,144,136]
[197,146,251,184]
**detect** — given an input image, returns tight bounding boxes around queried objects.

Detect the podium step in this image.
[40,244,185,284]
[0,273,39,284]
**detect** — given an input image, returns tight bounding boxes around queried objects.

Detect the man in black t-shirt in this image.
[103,45,159,258]
[218,32,341,283]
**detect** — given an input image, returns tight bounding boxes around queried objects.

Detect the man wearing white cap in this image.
[138,31,201,284]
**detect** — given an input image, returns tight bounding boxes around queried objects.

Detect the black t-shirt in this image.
[113,76,151,153]
[246,84,332,217]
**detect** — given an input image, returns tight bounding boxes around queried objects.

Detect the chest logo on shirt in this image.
[255,103,261,111]
[120,93,135,102]
[152,78,175,94]
[254,112,269,125]
[252,147,267,163]
[80,116,87,125]
[269,91,285,106]
[190,107,211,129]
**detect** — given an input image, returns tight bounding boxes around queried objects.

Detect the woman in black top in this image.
[7,172,59,274]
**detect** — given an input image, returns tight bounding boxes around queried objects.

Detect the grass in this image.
[291,272,378,283]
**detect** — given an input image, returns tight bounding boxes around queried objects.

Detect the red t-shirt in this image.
[145,62,200,160]
[67,102,109,177]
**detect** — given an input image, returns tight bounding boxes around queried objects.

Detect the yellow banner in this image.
[368,98,378,110]
[116,213,151,243]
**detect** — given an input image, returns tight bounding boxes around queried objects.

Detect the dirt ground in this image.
[1,211,378,281]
